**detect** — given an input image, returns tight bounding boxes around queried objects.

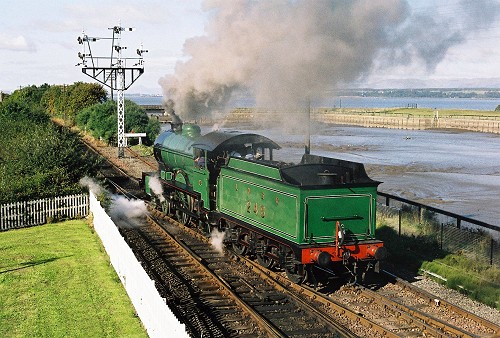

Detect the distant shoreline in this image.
[221,108,500,134]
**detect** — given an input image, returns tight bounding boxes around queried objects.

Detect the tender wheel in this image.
[285,251,307,284]
[256,242,277,269]
[232,233,249,255]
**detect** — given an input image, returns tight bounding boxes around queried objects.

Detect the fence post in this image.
[491,238,494,266]
[398,209,402,236]
[440,223,444,250]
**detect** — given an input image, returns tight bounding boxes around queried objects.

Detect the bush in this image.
[39,82,107,124]
[0,97,101,203]
[76,99,160,145]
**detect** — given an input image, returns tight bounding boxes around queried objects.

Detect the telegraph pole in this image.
[77,25,148,157]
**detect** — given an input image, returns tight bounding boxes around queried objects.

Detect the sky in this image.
[1,0,500,97]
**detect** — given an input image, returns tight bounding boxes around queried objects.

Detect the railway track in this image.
[82,138,500,337]
[239,253,500,337]
[374,272,500,337]
[131,209,354,337]
[147,207,499,338]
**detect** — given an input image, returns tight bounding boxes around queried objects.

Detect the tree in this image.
[76,99,160,145]
[496,105,500,111]
[63,82,108,125]
[0,97,49,124]
[40,85,64,116]
[7,84,50,110]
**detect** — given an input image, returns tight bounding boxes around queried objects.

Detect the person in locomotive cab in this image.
[194,156,205,168]
[255,147,263,160]
[194,150,206,169]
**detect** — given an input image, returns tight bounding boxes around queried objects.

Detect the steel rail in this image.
[383,270,500,336]
[147,213,287,338]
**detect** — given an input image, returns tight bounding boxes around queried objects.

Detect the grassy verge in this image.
[130,144,153,156]
[0,220,147,338]
[377,222,500,310]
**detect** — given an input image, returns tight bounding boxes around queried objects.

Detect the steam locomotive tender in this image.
[142,122,387,283]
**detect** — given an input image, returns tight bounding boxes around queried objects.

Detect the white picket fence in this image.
[0,194,89,231]
[89,191,187,338]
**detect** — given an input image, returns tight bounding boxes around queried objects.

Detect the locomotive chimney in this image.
[163,99,183,133]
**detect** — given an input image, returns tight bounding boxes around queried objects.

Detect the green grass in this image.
[0,220,147,338]
[129,144,153,156]
[421,255,500,310]
[377,219,500,310]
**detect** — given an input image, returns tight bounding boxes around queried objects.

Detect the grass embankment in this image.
[377,219,500,310]
[0,220,147,338]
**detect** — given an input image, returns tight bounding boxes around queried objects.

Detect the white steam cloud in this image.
[209,228,226,254]
[159,0,500,129]
[109,195,148,228]
[148,175,165,202]
[79,176,105,196]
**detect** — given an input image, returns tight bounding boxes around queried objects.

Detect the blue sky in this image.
[1,0,499,94]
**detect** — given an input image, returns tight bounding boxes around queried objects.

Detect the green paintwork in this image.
[146,124,210,207]
[217,159,378,245]
[226,158,282,180]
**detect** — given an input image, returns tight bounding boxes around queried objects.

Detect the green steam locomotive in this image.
[142,121,386,283]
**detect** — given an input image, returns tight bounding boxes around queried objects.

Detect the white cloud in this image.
[0,33,36,52]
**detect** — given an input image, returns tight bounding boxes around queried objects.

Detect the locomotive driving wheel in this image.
[159,195,173,217]
[285,251,307,284]
[174,191,194,225]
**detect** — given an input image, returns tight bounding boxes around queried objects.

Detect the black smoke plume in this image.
[159,0,500,129]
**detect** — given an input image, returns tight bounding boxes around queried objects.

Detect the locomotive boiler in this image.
[143,121,386,283]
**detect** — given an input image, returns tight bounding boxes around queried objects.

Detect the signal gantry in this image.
[77,25,147,157]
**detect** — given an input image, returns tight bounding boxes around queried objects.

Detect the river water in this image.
[254,125,500,228]
[129,94,500,111]
[134,95,500,228]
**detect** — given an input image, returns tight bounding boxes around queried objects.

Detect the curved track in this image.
[83,139,500,338]
[141,209,354,337]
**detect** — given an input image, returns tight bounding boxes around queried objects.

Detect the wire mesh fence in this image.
[377,192,499,267]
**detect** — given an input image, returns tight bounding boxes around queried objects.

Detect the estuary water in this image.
[241,124,500,228]
[129,95,500,111]
[135,95,500,228]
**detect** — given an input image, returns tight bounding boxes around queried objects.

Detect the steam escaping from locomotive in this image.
[210,228,226,254]
[159,0,500,130]
[148,175,165,202]
[79,176,105,196]
[109,195,148,228]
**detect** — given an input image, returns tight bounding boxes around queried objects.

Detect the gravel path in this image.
[410,274,500,325]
